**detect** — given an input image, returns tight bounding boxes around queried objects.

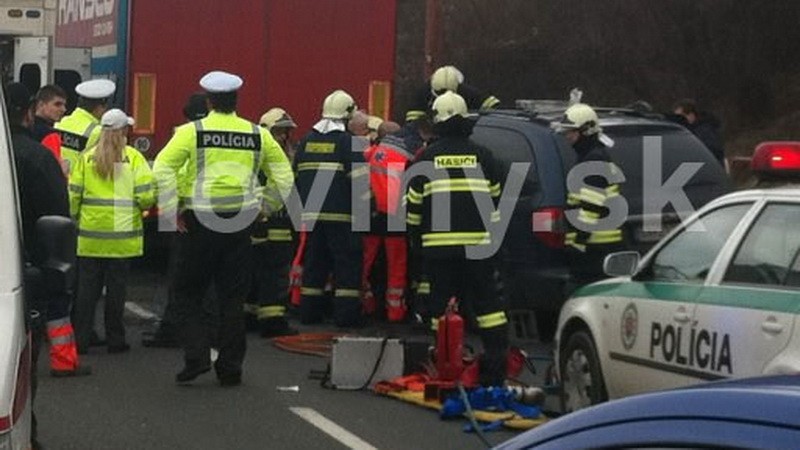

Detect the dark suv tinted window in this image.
[606,125,730,217]
[471,123,538,196]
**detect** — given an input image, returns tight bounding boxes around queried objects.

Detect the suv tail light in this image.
[751,142,800,173]
[532,207,565,249]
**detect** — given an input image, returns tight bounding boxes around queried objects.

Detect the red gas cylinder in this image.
[436,297,464,381]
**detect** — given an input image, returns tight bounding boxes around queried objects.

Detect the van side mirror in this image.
[604,251,640,277]
[35,215,77,294]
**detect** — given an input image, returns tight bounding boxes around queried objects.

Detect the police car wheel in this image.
[559,330,608,412]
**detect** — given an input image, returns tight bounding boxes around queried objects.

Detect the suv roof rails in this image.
[513,99,666,121]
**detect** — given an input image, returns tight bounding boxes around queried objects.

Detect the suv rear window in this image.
[606,125,729,217]
[471,123,539,196]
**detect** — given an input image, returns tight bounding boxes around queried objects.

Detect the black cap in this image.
[182,92,208,121]
[4,82,34,114]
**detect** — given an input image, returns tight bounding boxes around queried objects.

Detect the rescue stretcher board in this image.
[377,389,549,430]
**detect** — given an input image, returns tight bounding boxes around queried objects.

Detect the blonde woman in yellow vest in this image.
[69,109,155,354]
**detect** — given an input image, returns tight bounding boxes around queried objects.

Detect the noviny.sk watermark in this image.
[149,136,708,252]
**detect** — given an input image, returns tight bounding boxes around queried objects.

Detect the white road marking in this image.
[290,407,377,450]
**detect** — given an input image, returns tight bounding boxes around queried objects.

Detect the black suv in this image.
[470,103,731,340]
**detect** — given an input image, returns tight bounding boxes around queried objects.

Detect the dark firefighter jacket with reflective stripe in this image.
[69,145,155,258]
[405,83,501,123]
[565,137,624,252]
[294,129,366,224]
[406,136,503,259]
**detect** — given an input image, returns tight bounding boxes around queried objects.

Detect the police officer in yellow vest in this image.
[56,79,116,175]
[69,109,155,354]
[244,108,298,337]
[153,71,294,386]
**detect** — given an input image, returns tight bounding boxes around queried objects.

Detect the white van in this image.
[0,85,32,449]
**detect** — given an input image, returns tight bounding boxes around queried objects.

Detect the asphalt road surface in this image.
[34,275,555,450]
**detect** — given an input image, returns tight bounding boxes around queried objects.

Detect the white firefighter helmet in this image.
[321,89,356,120]
[552,103,602,136]
[260,107,297,129]
[431,91,468,123]
[430,65,464,96]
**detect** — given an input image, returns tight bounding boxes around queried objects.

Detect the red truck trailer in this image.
[127,0,398,157]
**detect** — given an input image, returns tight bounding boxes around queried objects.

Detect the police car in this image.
[556,141,800,412]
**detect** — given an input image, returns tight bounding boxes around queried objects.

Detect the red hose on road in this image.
[271,332,349,358]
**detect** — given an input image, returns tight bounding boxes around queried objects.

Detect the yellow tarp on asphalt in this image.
[379,389,549,431]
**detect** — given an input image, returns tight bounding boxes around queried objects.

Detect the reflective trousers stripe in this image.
[335,289,360,298]
[257,305,286,320]
[267,229,293,241]
[416,282,431,295]
[301,287,325,296]
[476,311,508,329]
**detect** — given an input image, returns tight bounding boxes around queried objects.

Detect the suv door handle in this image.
[762,318,784,335]
[673,311,691,323]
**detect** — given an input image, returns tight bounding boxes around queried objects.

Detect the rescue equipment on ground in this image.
[289,227,308,307]
[436,297,465,382]
[272,332,345,358]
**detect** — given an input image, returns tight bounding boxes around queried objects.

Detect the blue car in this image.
[495,375,800,450]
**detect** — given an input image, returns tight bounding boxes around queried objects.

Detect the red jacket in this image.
[364,135,413,215]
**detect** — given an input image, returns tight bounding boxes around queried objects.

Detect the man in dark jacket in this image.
[6,81,78,450]
[672,98,726,167]
[31,84,68,166]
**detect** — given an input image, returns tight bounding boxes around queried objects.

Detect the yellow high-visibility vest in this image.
[69,145,155,258]
[56,108,101,176]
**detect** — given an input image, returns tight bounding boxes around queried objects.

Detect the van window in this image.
[724,204,800,288]
[55,70,82,114]
[19,63,41,94]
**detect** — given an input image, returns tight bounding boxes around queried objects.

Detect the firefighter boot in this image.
[478,326,510,387]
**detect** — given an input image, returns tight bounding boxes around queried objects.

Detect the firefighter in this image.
[295,89,366,328]
[405,65,500,124]
[406,91,509,386]
[362,123,411,322]
[153,71,294,386]
[70,109,155,354]
[244,107,298,337]
[56,79,116,176]
[552,103,626,287]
